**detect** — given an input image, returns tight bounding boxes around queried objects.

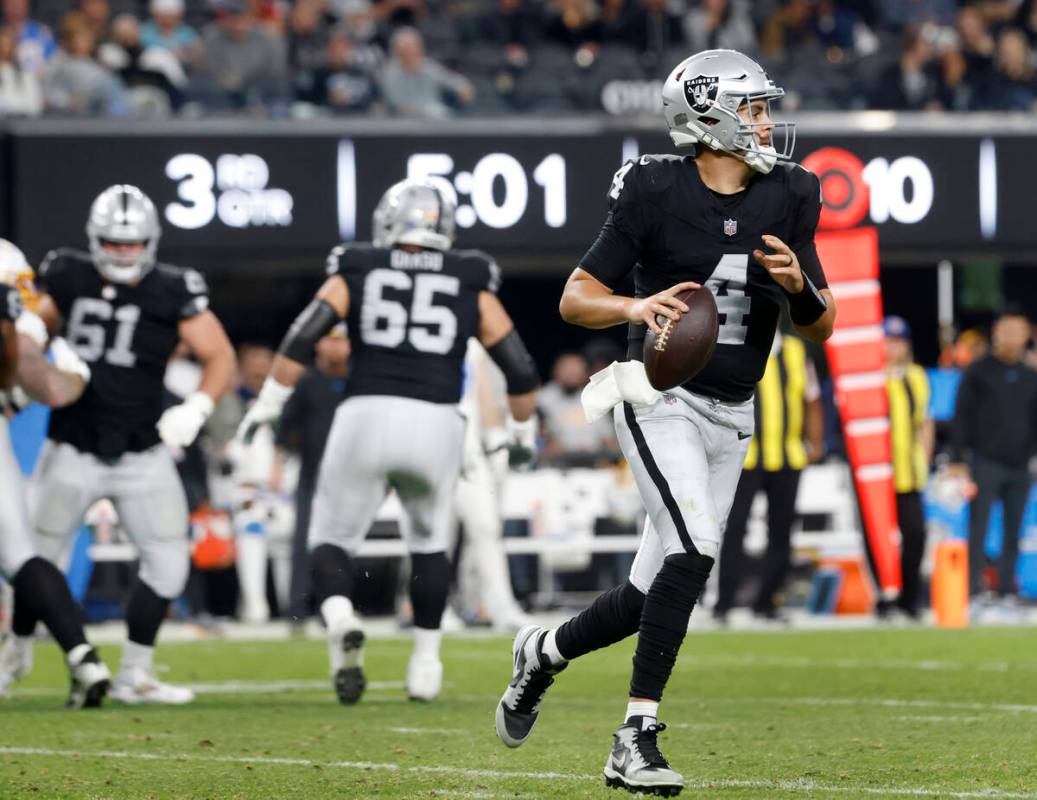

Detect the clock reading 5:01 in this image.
[406,152,567,230]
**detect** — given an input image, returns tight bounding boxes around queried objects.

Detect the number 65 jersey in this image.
[327,243,500,404]
[38,248,209,459]
[579,154,829,403]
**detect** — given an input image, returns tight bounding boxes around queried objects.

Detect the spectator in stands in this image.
[544,0,603,66]
[463,0,541,68]
[78,0,111,44]
[684,0,757,57]
[140,0,202,70]
[950,308,1037,611]
[43,11,127,116]
[1016,0,1037,47]
[932,38,973,110]
[197,0,288,110]
[875,0,957,31]
[760,0,822,62]
[538,351,618,467]
[883,316,933,620]
[607,0,683,70]
[276,326,350,624]
[288,0,330,71]
[2,0,54,74]
[714,332,823,624]
[248,0,286,37]
[956,5,995,80]
[869,25,938,110]
[0,24,42,114]
[371,0,425,30]
[98,13,185,112]
[297,23,376,113]
[334,0,385,73]
[980,27,1037,111]
[379,25,472,118]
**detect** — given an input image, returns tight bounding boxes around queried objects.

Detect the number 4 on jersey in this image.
[704,255,751,345]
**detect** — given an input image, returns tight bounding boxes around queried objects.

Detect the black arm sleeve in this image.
[278,299,342,366]
[790,170,828,290]
[487,330,540,395]
[579,213,642,290]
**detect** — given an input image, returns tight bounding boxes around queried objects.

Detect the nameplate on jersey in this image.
[390,250,444,272]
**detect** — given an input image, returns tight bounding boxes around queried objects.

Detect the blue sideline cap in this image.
[883,316,911,339]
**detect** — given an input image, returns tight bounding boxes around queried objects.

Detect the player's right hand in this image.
[625,282,700,335]
[234,377,294,445]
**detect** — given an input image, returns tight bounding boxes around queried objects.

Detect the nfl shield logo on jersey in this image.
[724,219,738,236]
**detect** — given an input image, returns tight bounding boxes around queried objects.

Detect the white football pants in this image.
[308,395,465,555]
[613,388,754,593]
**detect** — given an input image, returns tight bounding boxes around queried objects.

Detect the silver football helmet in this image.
[0,238,38,311]
[372,179,455,252]
[86,184,161,284]
[662,49,794,174]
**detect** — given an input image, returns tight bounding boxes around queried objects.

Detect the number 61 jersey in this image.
[38,248,209,459]
[327,243,500,404]
[579,154,829,403]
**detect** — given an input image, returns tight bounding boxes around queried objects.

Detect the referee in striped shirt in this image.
[883,316,934,619]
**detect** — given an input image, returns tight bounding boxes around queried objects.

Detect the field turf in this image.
[1,626,1035,799]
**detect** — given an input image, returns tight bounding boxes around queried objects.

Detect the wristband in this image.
[785,273,827,325]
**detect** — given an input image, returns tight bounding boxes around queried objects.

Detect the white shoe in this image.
[328,616,365,705]
[109,666,195,705]
[0,636,33,696]
[604,721,684,796]
[67,653,111,709]
[406,653,443,701]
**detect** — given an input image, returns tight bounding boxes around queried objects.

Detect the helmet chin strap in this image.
[741,144,778,174]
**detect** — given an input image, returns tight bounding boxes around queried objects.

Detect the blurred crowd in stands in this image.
[0,0,1035,119]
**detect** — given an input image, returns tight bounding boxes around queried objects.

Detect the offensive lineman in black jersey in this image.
[17,185,235,705]
[494,50,836,795]
[236,178,540,704]
[0,281,112,708]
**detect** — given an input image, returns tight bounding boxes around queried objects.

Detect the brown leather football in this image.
[643,288,720,391]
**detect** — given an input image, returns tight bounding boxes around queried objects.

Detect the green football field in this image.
[1,627,1036,799]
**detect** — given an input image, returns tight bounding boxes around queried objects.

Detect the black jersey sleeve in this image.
[579,158,659,290]
[324,243,374,279]
[36,249,79,318]
[788,166,828,290]
[458,250,501,293]
[0,282,21,321]
[176,267,210,319]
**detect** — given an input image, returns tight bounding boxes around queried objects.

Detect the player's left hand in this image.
[754,235,804,294]
[157,391,214,449]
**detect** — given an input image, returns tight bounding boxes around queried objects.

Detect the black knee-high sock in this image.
[11,591,39,637]
[630,552,714,702]
[409,552,450,630]
[126,579,170,647]
[310,544,357,607]
[555,581,645,660]
[12,557,87,654]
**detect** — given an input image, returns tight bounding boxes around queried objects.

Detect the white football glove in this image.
[15,309,48,348]
[49,337,91,384]
[235,378,293,445]
[505,414,538,468]
[157,391,214,449]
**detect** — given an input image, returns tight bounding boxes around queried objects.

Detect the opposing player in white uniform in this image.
[494,50,836,795]
[454,339,534,630]
[14,186,235,705]
[0,264,111,708]
[238,179,540,703]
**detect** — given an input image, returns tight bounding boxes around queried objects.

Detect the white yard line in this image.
[896,715,985,723]
[388,727,466,735]
[0,746,1034,799]
[676,654,1037,674]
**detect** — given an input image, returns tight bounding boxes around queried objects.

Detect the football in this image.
[643,288,720,391]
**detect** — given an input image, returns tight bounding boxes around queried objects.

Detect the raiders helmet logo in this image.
[684,75,719,113]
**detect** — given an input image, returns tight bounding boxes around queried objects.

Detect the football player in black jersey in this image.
[17,185,235,705]
[494,50,835,796]
[237,178,540,704]
[0,279,112,708]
